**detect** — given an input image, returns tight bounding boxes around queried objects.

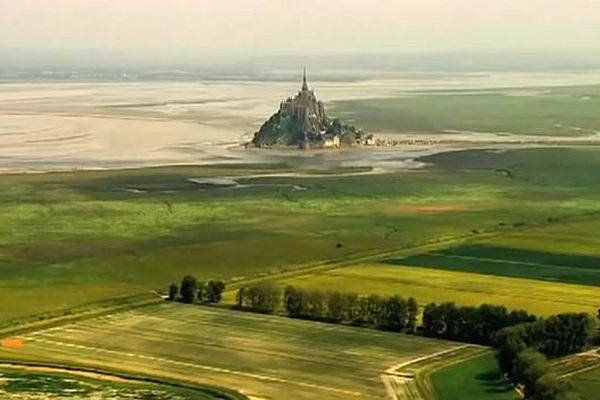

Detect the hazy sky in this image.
[1,0,600,65]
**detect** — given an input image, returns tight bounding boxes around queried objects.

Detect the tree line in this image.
[494,313,595,400]
[235,284,547,337]
[421,302,538,345]
[168,275,226,304]
[235,284,419,331]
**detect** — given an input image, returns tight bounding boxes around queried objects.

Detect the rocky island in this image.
[252,69,373,149]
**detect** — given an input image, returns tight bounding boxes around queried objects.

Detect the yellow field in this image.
[272,264,600,316]
[476,220,600,257]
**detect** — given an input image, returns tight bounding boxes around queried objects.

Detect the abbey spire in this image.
[301,67,309,92]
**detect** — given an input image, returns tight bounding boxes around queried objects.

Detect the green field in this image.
[0,303,460,400]
[330,85,600,135]
[571,365,600,400]
[430,353,518,400]
[2,147,600,320]
[387,244,600,286]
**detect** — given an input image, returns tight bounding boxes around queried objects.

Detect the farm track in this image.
[225,227,529,293]
[553,347,600,378]
[381,345,489,400]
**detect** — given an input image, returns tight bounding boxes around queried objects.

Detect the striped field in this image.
[0,303,462,400]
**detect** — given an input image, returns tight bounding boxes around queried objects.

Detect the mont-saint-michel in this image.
[252,69,374,149]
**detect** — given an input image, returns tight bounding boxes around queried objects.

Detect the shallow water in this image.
[2,71,600,173]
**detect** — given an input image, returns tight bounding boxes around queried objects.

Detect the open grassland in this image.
[2,148,600,319]
[430,353,518,400]
[269,262,600,316]
[0,303,460,400]
[330,85,600,136]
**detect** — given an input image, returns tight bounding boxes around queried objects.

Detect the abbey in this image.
[251,70,371,148]
[279,69,328,144]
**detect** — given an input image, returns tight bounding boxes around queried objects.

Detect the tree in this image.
[537,313,593,357]
[304,290,326,319]
[515,350,550,397]
[364,294,384,327]
[534,372,562,400]
[422,303,447,337]
[326,291,345,321]
[422,301,538,345]
[284,286,304,317]
[378,296,408,332]
[239,284,280,313]
[206,280,226,303]
[197,281,206,302]
[407,297,418,332]
[168,283,178,301]
[342,292,359,323]
[180,275,198,304]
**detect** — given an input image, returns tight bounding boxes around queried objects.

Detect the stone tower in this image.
[278,68,327,140]
[301,67,309,92]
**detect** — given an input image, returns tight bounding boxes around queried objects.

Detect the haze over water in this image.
[2,71,600,172]
[2,1,600,172]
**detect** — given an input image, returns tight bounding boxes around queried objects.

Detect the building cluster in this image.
[253,69,374,149]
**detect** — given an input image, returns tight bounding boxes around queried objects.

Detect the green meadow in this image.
[330,85,600,135]
[572,366,600,400]
[2,147,600,319]
[430,354,518,400]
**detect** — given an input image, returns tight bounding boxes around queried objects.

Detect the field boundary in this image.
[429,252,600,274]
[380,344,489,400]
[224,229,512,295]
